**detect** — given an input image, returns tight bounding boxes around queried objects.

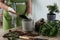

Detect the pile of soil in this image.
[3,30,39,38]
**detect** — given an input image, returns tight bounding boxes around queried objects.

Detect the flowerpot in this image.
[22,19,34,32]
[47,14,56,21]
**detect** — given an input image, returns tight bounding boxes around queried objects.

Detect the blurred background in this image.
[32,0,60,22]
[0,0,60,26]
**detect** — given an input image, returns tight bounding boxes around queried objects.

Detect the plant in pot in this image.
[47,3,60,21]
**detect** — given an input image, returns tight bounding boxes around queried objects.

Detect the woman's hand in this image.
[8,7,17,17]
[0,2,17,17]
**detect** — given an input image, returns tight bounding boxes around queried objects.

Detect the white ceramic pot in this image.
[22,19,34,32]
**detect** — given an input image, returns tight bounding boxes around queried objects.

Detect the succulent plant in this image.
[47,3,60,14]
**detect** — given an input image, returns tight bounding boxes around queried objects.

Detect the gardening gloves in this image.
[27,13,33,20]
[8,7,17,17]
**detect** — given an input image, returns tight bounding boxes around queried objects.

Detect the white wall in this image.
[32,0,60,22]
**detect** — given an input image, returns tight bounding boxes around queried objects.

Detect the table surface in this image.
[0,27,60,40]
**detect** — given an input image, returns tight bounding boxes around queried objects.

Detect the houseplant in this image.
[39,20,60,37]
[47,3,59,21]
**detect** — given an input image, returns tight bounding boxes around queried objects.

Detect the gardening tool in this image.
[9,11,29,20]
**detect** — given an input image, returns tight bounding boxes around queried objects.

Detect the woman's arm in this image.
[26,0,33,19]
[0,2,17,17]
[0,2,8,11]
[26,0,32,14]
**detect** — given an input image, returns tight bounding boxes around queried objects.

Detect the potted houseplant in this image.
[47,3,59,21]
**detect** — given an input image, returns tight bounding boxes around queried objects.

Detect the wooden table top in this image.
[0,27,60,40]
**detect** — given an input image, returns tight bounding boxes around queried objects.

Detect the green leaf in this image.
[47,3,60,14]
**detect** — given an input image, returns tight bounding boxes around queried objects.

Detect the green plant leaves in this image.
[7,31,19,40]
[47,3,59,14]
[39,20,60,37]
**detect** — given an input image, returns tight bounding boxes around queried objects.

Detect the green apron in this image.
[3,0,14,30]
[3,10,12,30]
[11,0,26,26]
[16,3,26,26]
[3,0,26,30]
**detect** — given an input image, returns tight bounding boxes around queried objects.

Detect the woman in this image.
[0,0,32,29]
[0,0,32,18]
